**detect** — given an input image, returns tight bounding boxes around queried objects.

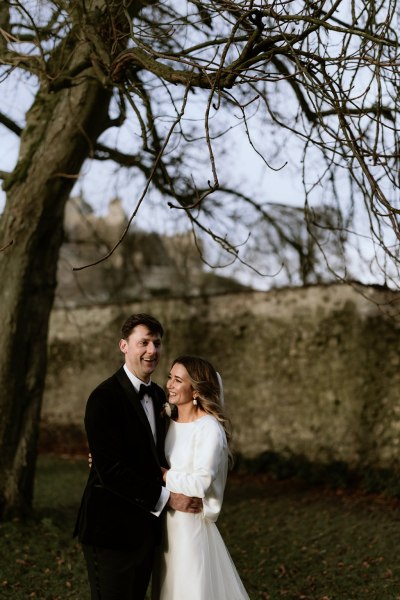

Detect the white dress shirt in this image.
[123,364,157,441]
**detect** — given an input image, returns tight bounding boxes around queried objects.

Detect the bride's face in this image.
[166,363,194,406]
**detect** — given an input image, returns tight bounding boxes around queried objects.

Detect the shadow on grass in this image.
[236,450,400,497]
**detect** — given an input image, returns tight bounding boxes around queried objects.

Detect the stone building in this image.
[57,197,248,307]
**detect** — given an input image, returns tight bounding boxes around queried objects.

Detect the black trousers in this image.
[82,544,155,600]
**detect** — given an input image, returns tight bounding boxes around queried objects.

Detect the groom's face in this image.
[119,324,162,382]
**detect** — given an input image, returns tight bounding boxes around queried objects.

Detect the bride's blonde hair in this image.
[171,355,233,465]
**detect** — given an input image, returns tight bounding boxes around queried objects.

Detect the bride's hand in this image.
[161,466,169,482]
[88,452,92,468]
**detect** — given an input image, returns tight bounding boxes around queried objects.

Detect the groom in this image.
[74,313,202,600]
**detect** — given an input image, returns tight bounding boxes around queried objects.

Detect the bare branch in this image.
[0,111,22,136]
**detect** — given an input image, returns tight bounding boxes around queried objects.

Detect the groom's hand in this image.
[168,492,202,513]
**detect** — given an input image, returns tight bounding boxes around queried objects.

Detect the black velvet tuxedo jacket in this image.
[73,366,168,552]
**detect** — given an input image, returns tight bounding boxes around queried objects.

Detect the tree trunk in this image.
[0,59,112,519]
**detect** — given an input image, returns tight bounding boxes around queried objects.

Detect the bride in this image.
[152,355,250,600]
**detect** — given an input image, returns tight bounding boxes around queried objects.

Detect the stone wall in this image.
[41,283,400,472]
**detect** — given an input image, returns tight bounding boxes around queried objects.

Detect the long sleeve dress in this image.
[152,415,250,600]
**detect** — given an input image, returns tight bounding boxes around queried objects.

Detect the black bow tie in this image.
[138,383,154,400]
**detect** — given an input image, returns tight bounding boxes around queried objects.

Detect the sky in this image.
[1,46,397,291]
[0,92,388,291]
[0,66,305,220]
[0,69,314,292]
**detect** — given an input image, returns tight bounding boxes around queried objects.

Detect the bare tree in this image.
[0,0,399,516]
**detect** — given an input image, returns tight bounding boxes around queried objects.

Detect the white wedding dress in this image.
[152,415,250,600]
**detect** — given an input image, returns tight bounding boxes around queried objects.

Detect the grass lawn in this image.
[1,455,400,599]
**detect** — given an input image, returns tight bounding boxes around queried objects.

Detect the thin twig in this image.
[72,81,193,271]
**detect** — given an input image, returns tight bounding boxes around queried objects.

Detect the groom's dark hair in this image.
[121,313,164,339]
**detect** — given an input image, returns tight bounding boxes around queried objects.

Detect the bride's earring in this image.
[193,395,198,406]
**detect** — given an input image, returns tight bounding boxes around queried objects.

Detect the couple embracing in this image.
[74,313,250,600]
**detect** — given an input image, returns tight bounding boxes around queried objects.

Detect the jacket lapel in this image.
[152,386,169,464]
